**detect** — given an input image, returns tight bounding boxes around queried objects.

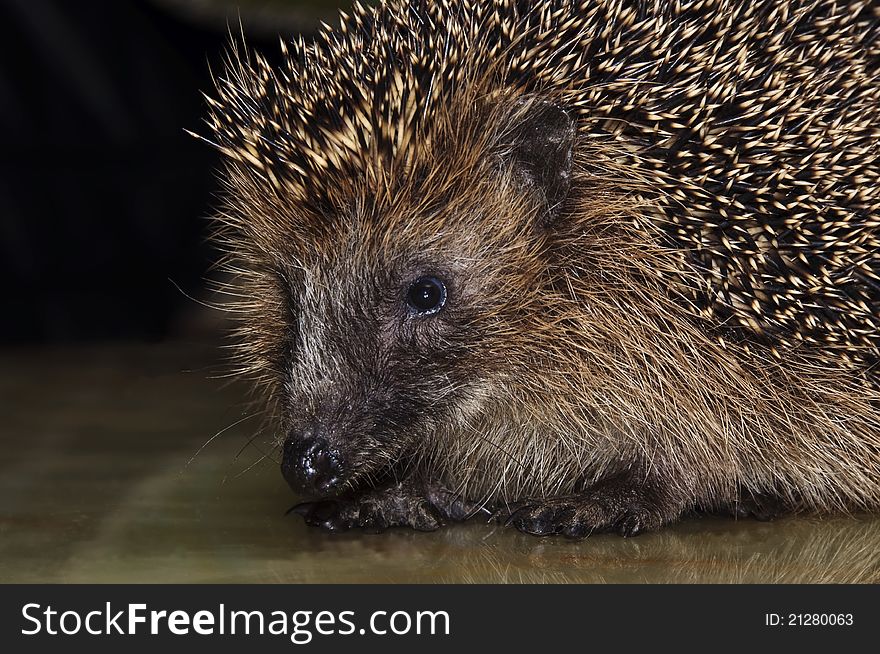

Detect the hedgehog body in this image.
[204,0,880,535]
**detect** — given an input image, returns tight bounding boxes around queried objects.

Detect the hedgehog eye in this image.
[406,276,447,315]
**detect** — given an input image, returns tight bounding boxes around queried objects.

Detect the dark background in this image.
[0,0,348,344]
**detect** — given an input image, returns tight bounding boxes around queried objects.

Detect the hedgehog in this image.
[196,0,880,537]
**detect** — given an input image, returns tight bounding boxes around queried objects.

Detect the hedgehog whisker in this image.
[188,412,262,467]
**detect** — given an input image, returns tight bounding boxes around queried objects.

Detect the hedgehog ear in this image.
[504,98,576,224]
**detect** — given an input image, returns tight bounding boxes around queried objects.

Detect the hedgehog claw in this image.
[288,500,344,529]
[287,501,323,517]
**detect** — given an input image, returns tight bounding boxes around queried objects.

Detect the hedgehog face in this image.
[276,209,537,497]
[269,98,578,499]
[277,254,476,497]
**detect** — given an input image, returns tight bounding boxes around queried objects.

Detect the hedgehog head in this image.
[202,29,586,496]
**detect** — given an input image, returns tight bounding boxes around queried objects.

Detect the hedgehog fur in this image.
[198,0,880,536]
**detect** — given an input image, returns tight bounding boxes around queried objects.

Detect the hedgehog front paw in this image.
[497,475,680,538]
[289,487,443,533]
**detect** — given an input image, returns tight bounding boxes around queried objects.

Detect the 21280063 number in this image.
[787,614,853,626]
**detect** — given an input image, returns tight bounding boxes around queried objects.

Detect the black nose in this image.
[281,434,343,496]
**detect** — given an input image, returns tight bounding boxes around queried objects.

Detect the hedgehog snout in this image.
[281,429,344,497]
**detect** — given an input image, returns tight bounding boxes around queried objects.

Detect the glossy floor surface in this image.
[1,341,877,583]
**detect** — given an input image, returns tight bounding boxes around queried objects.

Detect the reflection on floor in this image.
[1,341,877,583]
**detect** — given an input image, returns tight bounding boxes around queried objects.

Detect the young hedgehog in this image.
[199,0,880,537]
